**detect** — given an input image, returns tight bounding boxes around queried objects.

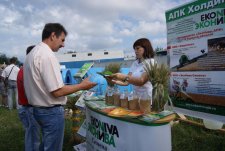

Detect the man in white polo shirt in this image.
[1,57,20,110]
[24,23,96,151]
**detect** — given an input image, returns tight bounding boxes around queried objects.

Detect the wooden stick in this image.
[177,113,187,120]
[177,118,225,133]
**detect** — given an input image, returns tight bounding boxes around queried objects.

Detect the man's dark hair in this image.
[42,23,67,40]
[10,57,17,64]
[26,45,35,55]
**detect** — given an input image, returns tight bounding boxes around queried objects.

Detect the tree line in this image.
[0,53,21,66]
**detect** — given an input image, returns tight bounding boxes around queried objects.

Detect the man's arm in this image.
[51,78,96,97]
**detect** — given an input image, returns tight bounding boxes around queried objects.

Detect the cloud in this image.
[120,29,133,36]
[24,4,33,13]
[0,4,21,27]
[0,0,191,62]
[133,21,166,36]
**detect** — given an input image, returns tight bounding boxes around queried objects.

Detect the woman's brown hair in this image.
[133,38,154,59]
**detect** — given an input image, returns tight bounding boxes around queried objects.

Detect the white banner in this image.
[86,107,171,151]
[166,0,225,118]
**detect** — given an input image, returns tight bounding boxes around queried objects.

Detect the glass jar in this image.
[120,90,128,109]
[139,93,151,114]
[128,91,139,110]
[105,86,114,105]
[113,87,120,106]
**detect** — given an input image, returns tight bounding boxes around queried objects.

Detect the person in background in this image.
[24,23,96,151]
[0,64,8,107]
[17,45,40,151]
[109,38,155,103]
[1,57,20,110]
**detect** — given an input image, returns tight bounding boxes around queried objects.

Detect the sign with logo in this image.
[166,0,225,120]
[85,107,171,151]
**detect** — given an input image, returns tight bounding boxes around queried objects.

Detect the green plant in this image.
[143,61,170,112]
[103,63,121,87]
[104,63,121,74]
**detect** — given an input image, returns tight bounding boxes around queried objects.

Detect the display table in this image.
[85,100,175,151]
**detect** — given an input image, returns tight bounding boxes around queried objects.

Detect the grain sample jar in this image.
[105,87,114,105]
[113,88,120,106]
[128,92,139,110]
[139,93,151,114]
[120,90,128,109]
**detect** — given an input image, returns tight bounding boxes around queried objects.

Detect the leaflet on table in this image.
[75,91,95,109]
[158,110,174,117]
[139,114,161,122]
[100,107,117,114]
[77,120,87,138]
[84,95,105,101]
[101,107,143,118]
[73,142,86,151]
[72,91,83,97]
[107,107,131,117]
[85,101,115,110]
[125,111,143,118]
[103,106,173,120]
[139,110,175,123]
[86,100,175,122]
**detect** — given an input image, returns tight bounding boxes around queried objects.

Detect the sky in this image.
[0,0,191,62]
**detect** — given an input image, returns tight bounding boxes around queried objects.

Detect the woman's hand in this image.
[111,79,129,86]
[107,73,129,86]
[110,73,127,81]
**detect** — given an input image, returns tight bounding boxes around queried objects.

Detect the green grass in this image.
[0,108,24,150]
[172,121,225,151]
[0,107,225,151]
[0,107,76,151]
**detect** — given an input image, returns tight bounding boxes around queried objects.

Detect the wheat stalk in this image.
[143,60,170,112]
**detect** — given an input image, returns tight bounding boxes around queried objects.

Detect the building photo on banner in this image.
[166,0,225,125]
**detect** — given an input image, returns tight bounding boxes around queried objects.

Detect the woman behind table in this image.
[110,38,155,104]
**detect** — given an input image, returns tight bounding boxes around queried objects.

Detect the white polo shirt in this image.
[1,64,20,81]
[130,59,154,101]
[24,42,67,107]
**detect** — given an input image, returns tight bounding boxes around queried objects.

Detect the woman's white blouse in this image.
[130,59,155,102]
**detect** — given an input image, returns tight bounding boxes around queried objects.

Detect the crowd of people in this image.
[0,23,97,151]
[0,22,154,151]
[0,57,20,109]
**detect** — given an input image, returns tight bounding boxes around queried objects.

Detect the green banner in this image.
[166,0,225,22]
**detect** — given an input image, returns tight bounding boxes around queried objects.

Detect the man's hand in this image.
[79,78,97,90]
[51,78,97,97]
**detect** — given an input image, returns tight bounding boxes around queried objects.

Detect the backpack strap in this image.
[5,65,15,79]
